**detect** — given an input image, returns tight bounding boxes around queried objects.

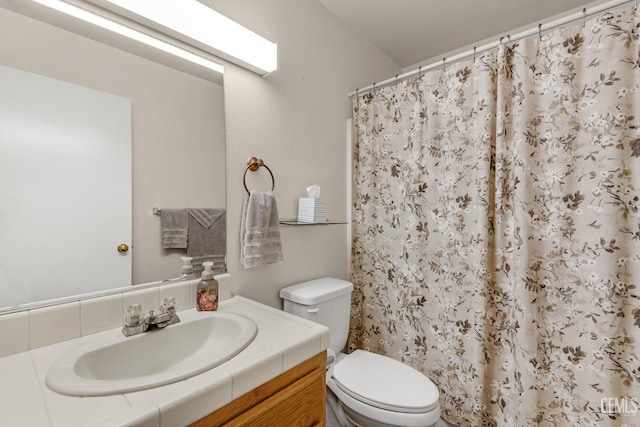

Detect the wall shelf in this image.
[279,219,348,226]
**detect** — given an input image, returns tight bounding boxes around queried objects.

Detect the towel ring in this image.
[243,157,275,194]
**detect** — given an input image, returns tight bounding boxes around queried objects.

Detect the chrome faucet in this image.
[122,297,181,337]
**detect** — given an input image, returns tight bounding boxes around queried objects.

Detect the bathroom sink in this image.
[46,311,258,396]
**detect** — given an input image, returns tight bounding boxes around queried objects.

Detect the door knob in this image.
[117,243,129,253]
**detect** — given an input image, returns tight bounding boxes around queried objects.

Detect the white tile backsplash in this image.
[123,288,160,316]
[0,311,29,357]
[0,280,202,357]
[29,302,80,349]
[216,273,231,301]
[158,282,192,313]
[80,293,123,336]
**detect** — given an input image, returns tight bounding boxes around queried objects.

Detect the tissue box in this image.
[297,198,327,223]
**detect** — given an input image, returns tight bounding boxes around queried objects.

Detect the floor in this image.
[435,417,458,427]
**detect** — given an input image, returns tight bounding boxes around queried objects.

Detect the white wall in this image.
[0,8,226,293]
[211,0,400,307]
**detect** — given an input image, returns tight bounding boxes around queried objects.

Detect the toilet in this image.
[280,277,441,427]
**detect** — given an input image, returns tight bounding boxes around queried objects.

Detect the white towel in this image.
[240,191,283,268]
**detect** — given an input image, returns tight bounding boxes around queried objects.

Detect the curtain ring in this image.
[583,7,586,27]
[507,34,511,46]
[538,23,542,40]
[355,88,359,99]
[500,36,504,45]
[395,74,399,86]
[442,57,446,70]
[372,82,376,93]
[418,65,423,79]
[473,46,477,61]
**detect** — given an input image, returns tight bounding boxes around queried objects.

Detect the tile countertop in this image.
[0,296,330,427]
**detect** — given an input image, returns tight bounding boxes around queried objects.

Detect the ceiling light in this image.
[96,0,278,75]
[32,0,224,74]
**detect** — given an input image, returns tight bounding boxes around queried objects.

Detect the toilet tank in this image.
[280,277,353,353]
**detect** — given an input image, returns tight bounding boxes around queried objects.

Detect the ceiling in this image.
[318,0,599,68]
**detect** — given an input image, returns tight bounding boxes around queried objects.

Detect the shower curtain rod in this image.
[348,0,635,98]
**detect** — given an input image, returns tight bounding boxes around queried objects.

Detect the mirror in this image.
[0,3,226,312]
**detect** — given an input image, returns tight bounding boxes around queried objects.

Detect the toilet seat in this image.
[332,350,439,414]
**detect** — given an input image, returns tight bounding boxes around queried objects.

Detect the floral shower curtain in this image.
[350,4,640,426]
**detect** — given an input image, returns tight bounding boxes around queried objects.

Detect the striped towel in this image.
[240,191,283,268]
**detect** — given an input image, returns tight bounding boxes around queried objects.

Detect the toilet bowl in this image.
[327,350,440,427]
[280,277,441,427]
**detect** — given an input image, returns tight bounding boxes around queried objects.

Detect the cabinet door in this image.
[226,368,325,427]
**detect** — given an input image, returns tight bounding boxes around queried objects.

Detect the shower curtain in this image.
[350,4,640,426]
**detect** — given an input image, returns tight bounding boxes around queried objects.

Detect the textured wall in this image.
[212,0,400,307]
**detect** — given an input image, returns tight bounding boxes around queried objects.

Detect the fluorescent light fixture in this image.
[32,0,224,74]
[99,0,278,75]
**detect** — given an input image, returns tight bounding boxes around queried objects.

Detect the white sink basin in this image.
[46,311,258,396]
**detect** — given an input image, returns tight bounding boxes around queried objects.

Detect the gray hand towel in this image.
[240,191,283,268]
[187,208,217,229]
[186,208,226,274]
[160,209,188,249]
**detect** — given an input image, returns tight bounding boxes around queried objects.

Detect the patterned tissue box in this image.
[297,198,327,223]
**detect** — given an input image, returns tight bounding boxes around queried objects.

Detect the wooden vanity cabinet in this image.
[191,352,326,427]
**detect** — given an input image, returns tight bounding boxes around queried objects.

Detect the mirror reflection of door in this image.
[0,64,132,307]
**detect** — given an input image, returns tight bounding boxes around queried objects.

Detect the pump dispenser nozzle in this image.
[201,261,214,280]
[180,256,194,279]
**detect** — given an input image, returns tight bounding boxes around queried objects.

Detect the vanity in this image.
[195,349,326,427]
[0,278,329,426]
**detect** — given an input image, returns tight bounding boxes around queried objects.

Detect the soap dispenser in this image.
[196,261,218,311]
[180,256,195,280]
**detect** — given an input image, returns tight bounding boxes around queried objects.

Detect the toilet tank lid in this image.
[280,277,353,305]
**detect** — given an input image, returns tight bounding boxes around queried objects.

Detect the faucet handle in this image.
[124,304,144,326]
[161,297,177,315]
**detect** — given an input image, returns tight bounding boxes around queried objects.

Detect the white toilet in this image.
[280,277,441,427]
